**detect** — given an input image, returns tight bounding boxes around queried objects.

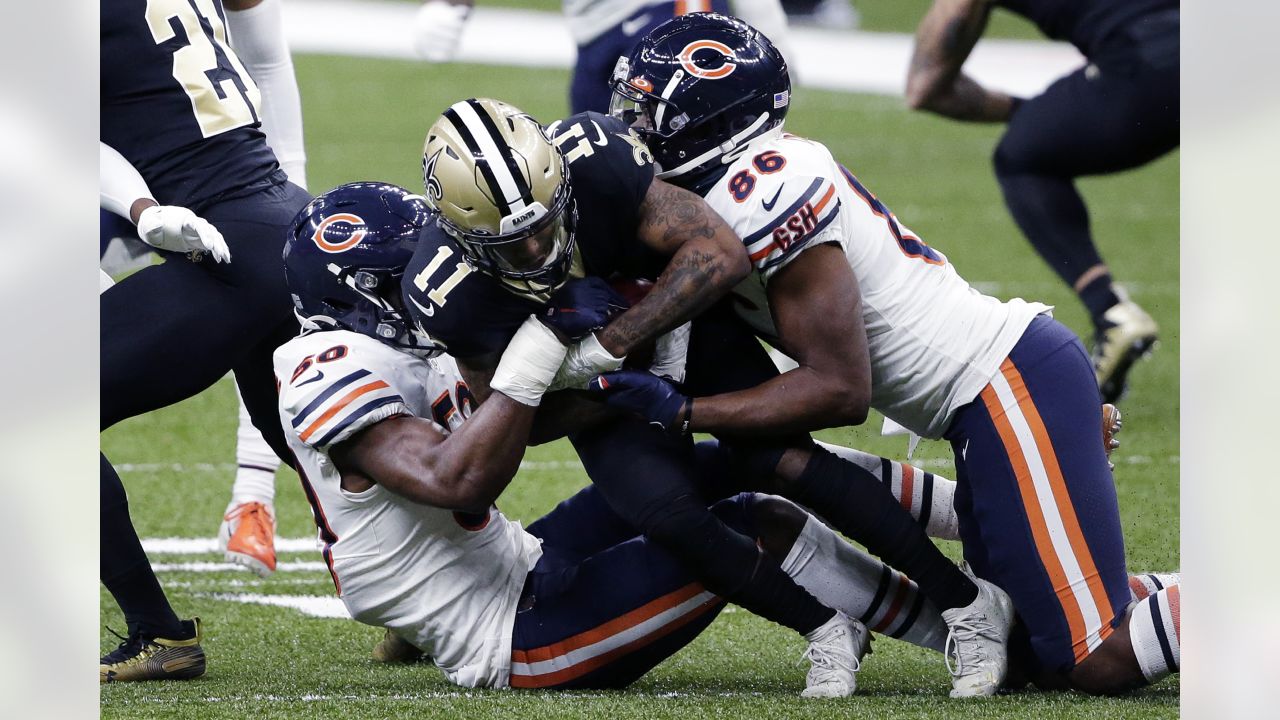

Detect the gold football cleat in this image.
[372,627,426,664]
[100,618,206,683]
[1092,299,1158,403]
[1102,403,1122,471]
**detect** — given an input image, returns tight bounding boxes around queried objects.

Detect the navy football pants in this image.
[100,178,310,635]
[993,24,1179,296]
[511,485,754,688]
[945,315,1131,673]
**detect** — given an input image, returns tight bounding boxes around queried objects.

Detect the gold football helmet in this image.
[422,98,576,294]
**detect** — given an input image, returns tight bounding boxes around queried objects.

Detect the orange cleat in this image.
[218,501,277,577]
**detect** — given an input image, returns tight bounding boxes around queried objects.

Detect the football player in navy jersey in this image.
[404,97,1005,696]
[100,0,311,682]
[906,0,1179,403]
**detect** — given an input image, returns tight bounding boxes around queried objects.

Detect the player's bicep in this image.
[768,243,870,387]
[329,415,457,506]
[636,179,738,257]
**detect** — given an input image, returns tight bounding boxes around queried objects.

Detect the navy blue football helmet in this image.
[283,182,442,356]
[608,12,790,184]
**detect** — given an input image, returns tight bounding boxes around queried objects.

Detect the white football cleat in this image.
[941,568,1014,698]
[799,612,870,698]
[218,501,277,577]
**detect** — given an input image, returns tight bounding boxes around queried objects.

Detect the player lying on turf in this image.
[590,12,1181,694]
[276,182,957,690]
[408,96,1015,697]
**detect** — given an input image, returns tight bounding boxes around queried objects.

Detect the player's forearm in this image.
[597,236,750,357]
[422,394,536,510]
[910,72,1017,122]
[688,366,870,435]
[906,0,1004,121]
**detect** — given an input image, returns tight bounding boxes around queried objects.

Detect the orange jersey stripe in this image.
[979,381,1089,656]
[675,0,687,15]
[999,360,1116,656]
[812,183,837,215]
[900,463,915,512]
[299,380,390,442]
[512,583,707,665]
[749,241,778,262]
[1167,585,1180,642]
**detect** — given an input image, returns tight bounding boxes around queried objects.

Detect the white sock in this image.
[816,441,959,541]
[230,386,278,507]
[1128,585,1180,682]
[1128,572,1181,602]
[780,511,947,653]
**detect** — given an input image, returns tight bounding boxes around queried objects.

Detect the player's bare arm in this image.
[329,390,536,513]
[455,351,613,444]
[684,243,872,434]
[595,179,751,357]
[905,0,1017,122]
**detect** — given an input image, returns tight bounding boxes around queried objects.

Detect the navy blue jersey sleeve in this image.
[101,0,281,210]
[403,225,542,359]
[548,113,666,280]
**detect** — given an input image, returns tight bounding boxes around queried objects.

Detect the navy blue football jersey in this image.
[404,112,658,359]
[996,0,1177,57]
[101,0,281,209]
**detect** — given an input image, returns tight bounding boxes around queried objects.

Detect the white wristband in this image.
[549,333,626,391]
[491,316,569,406]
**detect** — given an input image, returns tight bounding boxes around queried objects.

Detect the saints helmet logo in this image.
[678,40,738,80]
[422,147,445,203]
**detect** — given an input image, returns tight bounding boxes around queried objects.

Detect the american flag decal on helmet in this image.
[773,90,790,109]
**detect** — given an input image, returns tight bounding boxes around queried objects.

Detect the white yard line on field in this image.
[283,0,1084,99]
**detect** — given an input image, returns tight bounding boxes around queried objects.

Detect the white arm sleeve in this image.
[99,143,153,221]
[226,0,308,189]
[729,0,796,75]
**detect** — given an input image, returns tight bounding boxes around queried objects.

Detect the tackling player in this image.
[100,0,312,682]
[407,97,1014,697]
[596,12,1180,694]
[279,181,952,690]
[904,0,1179,402]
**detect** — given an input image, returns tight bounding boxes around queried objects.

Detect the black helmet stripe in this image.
[443,100,533,218]
[469,101,534,203]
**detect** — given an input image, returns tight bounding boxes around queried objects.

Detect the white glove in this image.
[549,333,626,391]
[412,1,472,63]
[136,205,231,263]
[491,316,570,406]
[649,322,691,383]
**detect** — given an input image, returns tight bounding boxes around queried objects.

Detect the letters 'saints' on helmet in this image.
[283,181,442,356]
[422,98,577,295]
[608,12,791,183]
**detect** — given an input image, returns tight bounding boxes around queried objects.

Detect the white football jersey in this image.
[274,330,543,688]
[703,131,1051,438]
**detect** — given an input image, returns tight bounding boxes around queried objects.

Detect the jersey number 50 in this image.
[146,0,262,138]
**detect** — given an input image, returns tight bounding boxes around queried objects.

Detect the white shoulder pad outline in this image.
[277,334,409,450]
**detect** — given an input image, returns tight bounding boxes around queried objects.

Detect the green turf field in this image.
[100,52,1179,718]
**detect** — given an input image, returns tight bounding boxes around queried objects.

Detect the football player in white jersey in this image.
[596,13,1180,695]
[280,181,977,692]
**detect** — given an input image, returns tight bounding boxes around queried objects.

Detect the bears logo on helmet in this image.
[677,40,738,79]
[312,213,368,253]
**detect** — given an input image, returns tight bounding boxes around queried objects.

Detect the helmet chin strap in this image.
[655,112,771,181]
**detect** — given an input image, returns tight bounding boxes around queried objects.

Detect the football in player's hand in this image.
[608,277,653,307]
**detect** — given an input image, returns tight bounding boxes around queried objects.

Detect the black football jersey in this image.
[996,0,1177,57]
[403,112,658,359]
[101,0,281,210]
